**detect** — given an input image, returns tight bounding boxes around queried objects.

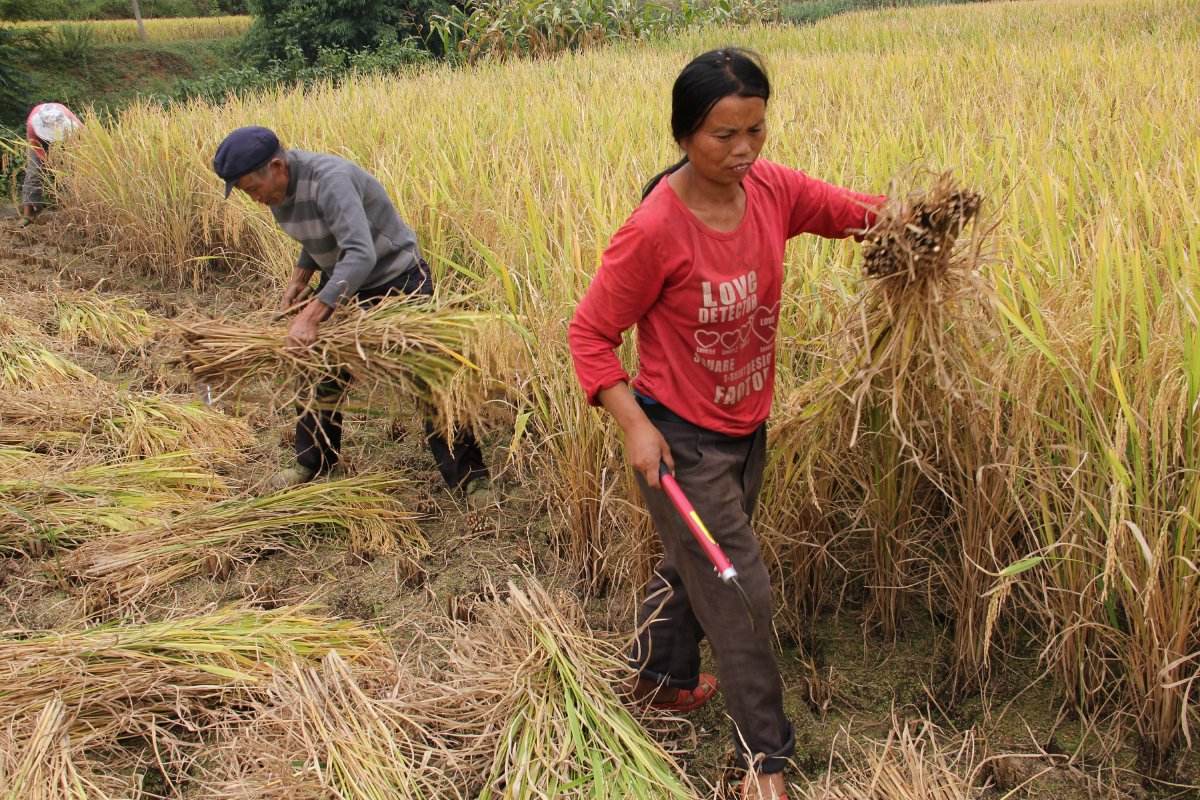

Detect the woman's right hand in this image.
[597,382,675,489]
[624,418,674,489]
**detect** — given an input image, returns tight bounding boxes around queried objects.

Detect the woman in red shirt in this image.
[568,48,882,800]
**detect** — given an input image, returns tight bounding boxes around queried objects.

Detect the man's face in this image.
[235,157,289,206]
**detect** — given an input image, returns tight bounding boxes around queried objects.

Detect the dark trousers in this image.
[630,402,794,775]
[294,261,487,490]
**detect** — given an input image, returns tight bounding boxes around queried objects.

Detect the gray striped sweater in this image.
[270,149,420,307]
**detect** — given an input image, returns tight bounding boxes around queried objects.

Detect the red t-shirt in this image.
[568,159,883,436]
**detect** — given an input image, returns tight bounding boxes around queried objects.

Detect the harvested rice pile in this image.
[196,580,697,800]
[0,449,229,556]
[447,582,697,799]
[62,473,426,613]
[0,385,253,465]
[0,606,387,796]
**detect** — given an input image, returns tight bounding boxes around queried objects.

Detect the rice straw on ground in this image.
[63,473,426,611]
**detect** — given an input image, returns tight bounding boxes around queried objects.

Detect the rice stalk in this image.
[0,605,387,757]
[517,337,649,598]
[178,298,498,434]
[53,295,158,354]
[63,473,426,611]
[0,449,229,555]
[796,719,986,799]
[0,698,133,800]
[446,580,697,799]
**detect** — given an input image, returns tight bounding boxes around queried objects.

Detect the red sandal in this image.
[649,672,719,713]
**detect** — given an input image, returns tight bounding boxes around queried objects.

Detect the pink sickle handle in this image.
[658,463,738,583]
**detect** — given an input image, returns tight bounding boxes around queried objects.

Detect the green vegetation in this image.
[0,0,245,21]
[432,0,779,63]
[20,37,240,120]
[243,0,452,64]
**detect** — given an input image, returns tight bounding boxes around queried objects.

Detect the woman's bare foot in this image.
[740,771,786,800]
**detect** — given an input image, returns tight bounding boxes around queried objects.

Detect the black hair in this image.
[641,48,771,199]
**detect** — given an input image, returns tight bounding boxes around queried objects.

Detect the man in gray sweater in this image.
[213,126,488,494]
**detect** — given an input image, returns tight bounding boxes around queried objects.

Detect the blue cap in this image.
[212,126,280,198]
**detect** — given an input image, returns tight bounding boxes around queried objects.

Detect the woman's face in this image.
[678,95,767,187]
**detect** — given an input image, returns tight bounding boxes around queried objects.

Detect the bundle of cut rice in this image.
[178,297,500,432]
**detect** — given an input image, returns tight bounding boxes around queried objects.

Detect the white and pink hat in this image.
[28,103,82,143]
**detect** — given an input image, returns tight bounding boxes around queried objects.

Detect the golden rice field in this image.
[13,14,251,43]
[4,0,1198,796]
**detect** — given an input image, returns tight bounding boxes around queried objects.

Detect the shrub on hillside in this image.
[0,24,47,125]
[243,0,458,67]
[175,37,429,104]
[432,0,779,63]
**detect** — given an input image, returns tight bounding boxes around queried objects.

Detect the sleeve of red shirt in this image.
[778,164,886,240]
[568,219,665,406]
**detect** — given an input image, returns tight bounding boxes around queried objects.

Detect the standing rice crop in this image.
[769,173,1014,696]
[12,16,252,43]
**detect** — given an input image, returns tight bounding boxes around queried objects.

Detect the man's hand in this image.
[280,282,309,313]
[278,266,316,315]
[285,297,333,351]
[286,314,320,350]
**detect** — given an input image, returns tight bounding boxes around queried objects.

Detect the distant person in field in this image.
[20,102,82,224]
[212,126,489,497]
[569,49,884,800]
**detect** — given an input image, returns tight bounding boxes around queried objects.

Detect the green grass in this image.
[23,37,241,120]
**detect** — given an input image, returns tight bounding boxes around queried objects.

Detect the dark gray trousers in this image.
[630,401,794,774]
[295,261,487,489]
